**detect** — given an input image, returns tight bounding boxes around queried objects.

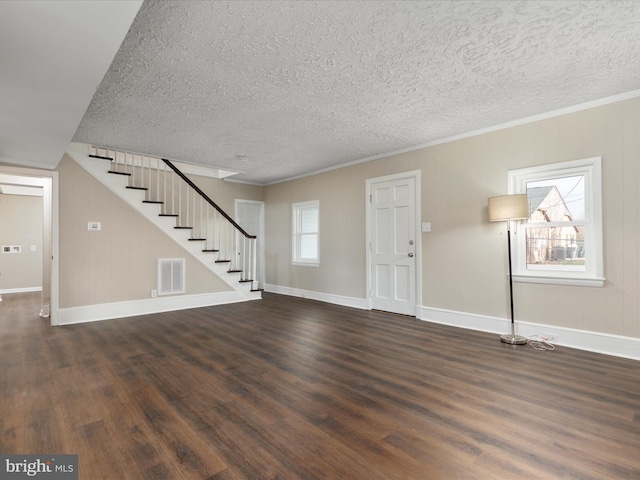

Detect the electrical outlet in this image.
[542,333,557,342]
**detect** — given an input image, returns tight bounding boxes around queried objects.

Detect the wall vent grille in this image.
[158,258,185,296]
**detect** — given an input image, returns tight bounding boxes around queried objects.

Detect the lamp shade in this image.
[488,194,529,222]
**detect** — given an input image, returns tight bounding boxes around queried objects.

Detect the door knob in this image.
[408,252,414,257]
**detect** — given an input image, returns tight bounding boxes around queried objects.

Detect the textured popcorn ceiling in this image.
[73,0,640,185]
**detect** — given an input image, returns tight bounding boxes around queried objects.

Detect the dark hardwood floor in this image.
[1,292,639,479]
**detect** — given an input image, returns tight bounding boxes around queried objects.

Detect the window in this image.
[509,157,604,287]
[292,200,319,265]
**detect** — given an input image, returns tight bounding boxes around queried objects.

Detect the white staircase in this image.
[66,142,261,302]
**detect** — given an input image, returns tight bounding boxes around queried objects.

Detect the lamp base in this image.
[500,333,528,345]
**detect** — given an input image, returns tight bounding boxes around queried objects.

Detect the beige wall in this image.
[57,155,233,308]
[265,165,368,297]
[0,193,43,290]
[196,176,265,212]
[265,96,640,340]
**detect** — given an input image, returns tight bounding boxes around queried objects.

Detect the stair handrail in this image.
[161,158,256,239]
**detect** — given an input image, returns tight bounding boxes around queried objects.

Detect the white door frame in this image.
[0,166,59,325]
[366,170,422,316]
[235,199,265,289]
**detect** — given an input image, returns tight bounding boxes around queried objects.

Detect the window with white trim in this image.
[292,200,319,265]
[509,157,604,287]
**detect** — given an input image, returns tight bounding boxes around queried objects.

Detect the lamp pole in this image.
[488,194,529,345]
[501,219,527,344]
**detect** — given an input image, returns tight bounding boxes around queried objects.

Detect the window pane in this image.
[525,226,585,269]
[526,175,585,222]
[300,208,318,233]
[300,233,318,259]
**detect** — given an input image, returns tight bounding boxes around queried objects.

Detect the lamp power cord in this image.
[527,335,556,351]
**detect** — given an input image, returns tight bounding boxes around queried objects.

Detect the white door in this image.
[235,200,265,289]
[369,175,417,316]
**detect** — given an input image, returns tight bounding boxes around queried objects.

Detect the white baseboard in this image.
[264,284,368,310]
[0,287,42,294]
[419,305,640,362]
[56,291,256,325]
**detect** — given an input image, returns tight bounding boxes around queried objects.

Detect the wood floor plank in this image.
[0,392,26,453]
[72,419,131,480]
[1,291,639,479]
[116,364,230,478]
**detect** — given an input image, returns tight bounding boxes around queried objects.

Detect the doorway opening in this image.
[0,167,58,324]
[235,199,265,290]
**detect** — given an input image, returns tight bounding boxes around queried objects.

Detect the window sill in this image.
[512,274,605,287]
[292,262,319,268]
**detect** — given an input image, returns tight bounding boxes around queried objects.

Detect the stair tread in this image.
[215,260,231,263]
[228,269,242,273]
[159,214,179,217]
[143,200,164,204]
[108,170,131,176]
[89,154,114,161]
[202,249,219,252]
[188,238,206,241]
[174,226,193,229]
[126,186,147,191]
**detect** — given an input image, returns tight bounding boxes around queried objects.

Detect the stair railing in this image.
[90,146,258,290]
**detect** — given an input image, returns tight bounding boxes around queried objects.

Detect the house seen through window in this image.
[525,175,585,269]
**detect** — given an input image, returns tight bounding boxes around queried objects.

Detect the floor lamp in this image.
[488,194,529,345]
